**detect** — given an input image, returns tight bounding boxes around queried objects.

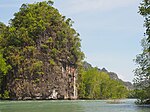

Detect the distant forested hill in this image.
[83,61,134,90]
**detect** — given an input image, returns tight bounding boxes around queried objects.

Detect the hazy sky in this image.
[0,0,144,82]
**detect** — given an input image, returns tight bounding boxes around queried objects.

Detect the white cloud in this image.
[0,0,46,8]
[61,0,137,14]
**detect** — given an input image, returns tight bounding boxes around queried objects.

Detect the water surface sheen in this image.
[0,99,150,112]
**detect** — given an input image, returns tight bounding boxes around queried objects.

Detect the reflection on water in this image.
[0,99,150,112]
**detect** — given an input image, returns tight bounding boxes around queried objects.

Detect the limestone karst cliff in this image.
[0,1,83,100]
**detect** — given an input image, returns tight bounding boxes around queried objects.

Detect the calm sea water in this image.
[0,99,150,112]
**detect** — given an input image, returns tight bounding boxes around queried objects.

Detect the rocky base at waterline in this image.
[135,99,150,105]
[4,64,78,100]
[106,100,124,104]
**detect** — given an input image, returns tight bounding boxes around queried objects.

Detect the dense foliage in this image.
[0,22,11,98]
[0,1,84,99]
[134,0,150,104]
[78,67,128,99]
